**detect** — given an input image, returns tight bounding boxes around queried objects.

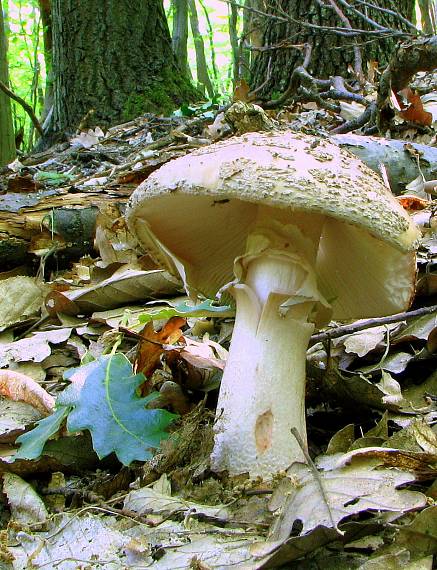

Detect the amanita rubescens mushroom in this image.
[126,132,419,479]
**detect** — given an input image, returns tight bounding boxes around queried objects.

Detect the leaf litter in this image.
[0,107,436,568]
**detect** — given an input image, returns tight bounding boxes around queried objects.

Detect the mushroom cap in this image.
[126,132,419,320]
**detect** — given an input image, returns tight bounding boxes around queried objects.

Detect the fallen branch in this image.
[310,304,437,344]
[330,101,376,134]
[377,35,437,132]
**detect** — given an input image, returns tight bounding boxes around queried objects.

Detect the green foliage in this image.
[5,0,234,148]
[164,0,235,96]
[139,299,234,324]
[5,0,45,150]
[122,70,200,119]
[14,407,69,460]
[15,354,177,465]
[33,171,75,185]
[173,96,225,118]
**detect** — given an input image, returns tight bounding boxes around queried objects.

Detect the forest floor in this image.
[0,95,436,569]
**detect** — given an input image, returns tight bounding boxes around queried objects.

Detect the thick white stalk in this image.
[210,253,316,479]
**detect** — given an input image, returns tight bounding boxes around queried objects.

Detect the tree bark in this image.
[250,0,416,98]
[172,0,190,77]
[46,0,197,139]
[0,1,15,166]
[228,1,240,86]
[37,0,53,128]
[418,0,436,33]
[188,0,214,97]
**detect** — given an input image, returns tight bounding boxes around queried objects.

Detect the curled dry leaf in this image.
[3,472,48,526]
[45,268,181,316]
[135,316,186,378]
[397,88,433,126]
[0,370,55,415]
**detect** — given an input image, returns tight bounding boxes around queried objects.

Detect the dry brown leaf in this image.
[367,60,378,83]
[45,267,180,316]
[397,195,430,211]
[135,316,186,378]
[0,370,55,414]
[233,79,251,102]
[398,88,433,126]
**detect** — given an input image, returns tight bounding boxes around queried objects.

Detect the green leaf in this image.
[14,407,70,460]
[138,299,234,324]
[60,354,177,465]
[33,171,75,185]
[200,110,216,120]
[174,103,196,117]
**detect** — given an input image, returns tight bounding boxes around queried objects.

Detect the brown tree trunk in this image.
[188,0,214,97]
[172,0,190,77]
[250,0,416,97]
[37,0,53,128]
[46,0,198,140]
[0,0,15,166]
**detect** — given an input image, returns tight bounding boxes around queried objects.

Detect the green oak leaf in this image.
[59,354,177,465]
[138,299,234,324]
[14,407,70,460]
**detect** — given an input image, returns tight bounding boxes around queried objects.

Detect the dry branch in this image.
[0,80,44,137]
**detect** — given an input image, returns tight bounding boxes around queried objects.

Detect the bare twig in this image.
[290,427,337,529]
[327,0,363,78]
[0,80,44,137]
[220,0,410,38]
[354,0,419,31]
[310,304,437,345]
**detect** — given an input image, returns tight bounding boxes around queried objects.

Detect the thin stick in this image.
[290,427,337,529]
[310,304,437,344]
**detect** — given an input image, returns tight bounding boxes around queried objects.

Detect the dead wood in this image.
[332,133,437,194]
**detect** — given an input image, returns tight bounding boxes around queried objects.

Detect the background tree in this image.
[172,0,191,77]
[0,0,15,165]
[188,0,214,97]
[37,0,53,129]
[249,0,417,98]
[417,0,436,33]
[46,0,197,139]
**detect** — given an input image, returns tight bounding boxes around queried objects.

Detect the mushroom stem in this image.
[211,226,325,478]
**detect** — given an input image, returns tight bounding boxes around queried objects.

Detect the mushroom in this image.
[126,132,419,479]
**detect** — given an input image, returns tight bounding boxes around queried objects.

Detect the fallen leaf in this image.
[269,447,427,542]
[0,370,55,414]
[397,88,432,126]
[45,267,181,316]
[421,91,437,124]
[3,472,48,526]
[135,316,186,377]
[9,513,129,568]
[70,126,105,148]
[233,78,251,102]
[0,399,42,443]
[0,276,45,331]
[0,327,73,368]
[398,194,430,210]
[342,326,387,357]
[124,486,229,521]
[375,371,404,406]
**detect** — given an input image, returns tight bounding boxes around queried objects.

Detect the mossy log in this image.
[0,189,127,268]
